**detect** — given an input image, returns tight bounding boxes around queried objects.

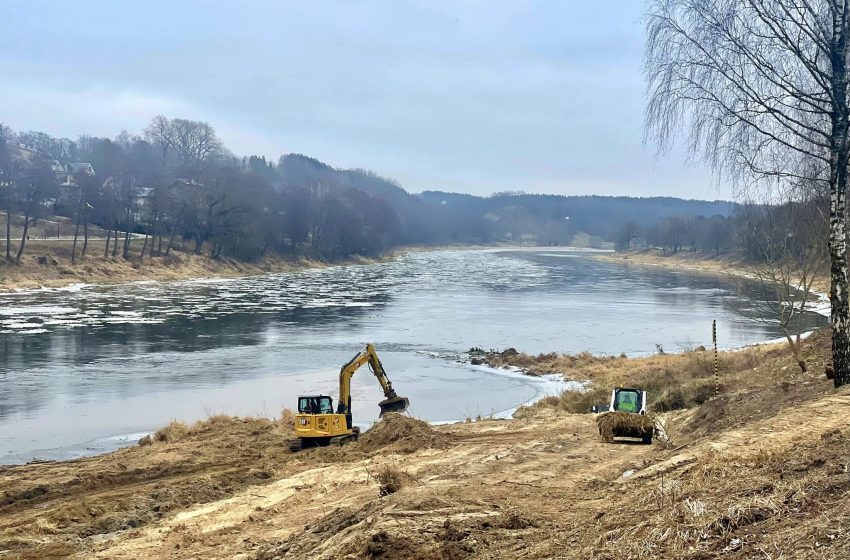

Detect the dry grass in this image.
[150,413,292,446]
[501,340,799,417]
[564,426,850,559]
[153,420,190,443]
[373,464,412,497]
[596,411,654,443]
[0,237,388,292]
[280,408,295,430]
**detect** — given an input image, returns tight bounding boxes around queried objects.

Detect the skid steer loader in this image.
[594,387,654,445]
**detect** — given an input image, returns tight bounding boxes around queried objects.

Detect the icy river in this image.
[0,248,826,463]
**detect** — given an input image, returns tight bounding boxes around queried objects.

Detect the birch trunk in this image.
[830,3,850,388]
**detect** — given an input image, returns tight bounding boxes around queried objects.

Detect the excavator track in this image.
[329,427,360,447]
[289,427,359,452]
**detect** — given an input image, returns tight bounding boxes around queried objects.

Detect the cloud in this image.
[0,0,722,199]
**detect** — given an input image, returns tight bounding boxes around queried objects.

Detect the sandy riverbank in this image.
[0,243,393,293]
[0,329,845,559]
[0,241,515,293]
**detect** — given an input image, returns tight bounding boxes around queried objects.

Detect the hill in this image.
[278,153,735,247]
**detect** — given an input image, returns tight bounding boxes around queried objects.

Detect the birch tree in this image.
[645,0,850,387]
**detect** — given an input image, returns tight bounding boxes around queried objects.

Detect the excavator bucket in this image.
[378,396,410,416]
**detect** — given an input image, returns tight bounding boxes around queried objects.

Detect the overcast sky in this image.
[0,0,723,199]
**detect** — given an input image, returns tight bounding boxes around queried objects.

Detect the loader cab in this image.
[610,388,647,415]
[297,395,334,415]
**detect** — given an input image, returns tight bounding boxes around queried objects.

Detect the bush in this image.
[374,464,410,496]
[280,408,295,430]
[153,421,190,443]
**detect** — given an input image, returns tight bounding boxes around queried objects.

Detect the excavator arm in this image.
[337,343,410,425]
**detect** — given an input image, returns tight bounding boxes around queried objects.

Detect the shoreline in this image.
[593,248,830,292]
[0,244,810,464]
[0,249,400,294]
[4,353,578,466]
[594,248,830,319]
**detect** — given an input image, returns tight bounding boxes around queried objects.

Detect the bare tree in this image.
[144,115,173,168]
[735,188,829,372]
[615,221,642,250]
[646,0,850,387]
[13,157,57,262]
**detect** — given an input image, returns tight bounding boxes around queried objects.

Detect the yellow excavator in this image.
[289,343,410,452]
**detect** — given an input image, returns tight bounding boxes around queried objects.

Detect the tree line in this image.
[0,118,405,264]
[613,193,827,264]
[0,117,735,266]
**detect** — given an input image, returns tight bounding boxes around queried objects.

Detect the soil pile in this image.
[357,413,453,454]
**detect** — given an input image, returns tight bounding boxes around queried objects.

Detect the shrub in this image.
[374,464,410,496]
[153,421,190,443]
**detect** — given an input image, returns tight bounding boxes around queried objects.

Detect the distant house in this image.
[8,143,96,204]
[131,186,156,222]
[56,162,95,202]
[68,162,95,175]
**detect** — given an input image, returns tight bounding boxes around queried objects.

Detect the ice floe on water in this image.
[0,249,554,335]
[0,305,77,316]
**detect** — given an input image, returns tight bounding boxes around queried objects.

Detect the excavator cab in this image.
[298,396,334,415]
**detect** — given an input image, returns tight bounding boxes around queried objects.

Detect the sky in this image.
[0,0,722,199]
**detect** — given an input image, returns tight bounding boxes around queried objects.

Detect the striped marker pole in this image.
[713,320,719,398]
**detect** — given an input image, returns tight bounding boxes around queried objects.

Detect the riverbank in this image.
[0,243,595,293]
[1,330,845,559]
[594,248,830,294]
[0,240,512,293]
[479,330,823,419]
[0,242,391,293]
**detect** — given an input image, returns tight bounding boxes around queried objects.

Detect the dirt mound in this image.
[357,413,453,454]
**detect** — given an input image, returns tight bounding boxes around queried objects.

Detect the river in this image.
[0,248,826,463]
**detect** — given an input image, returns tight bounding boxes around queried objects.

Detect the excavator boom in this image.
[338,343,410,420]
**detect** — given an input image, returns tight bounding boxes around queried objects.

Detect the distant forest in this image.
[0,117,738,262]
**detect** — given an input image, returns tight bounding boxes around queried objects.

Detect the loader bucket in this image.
[378,396,410,416]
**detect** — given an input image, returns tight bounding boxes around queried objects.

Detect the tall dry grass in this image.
[509,344,780,415]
